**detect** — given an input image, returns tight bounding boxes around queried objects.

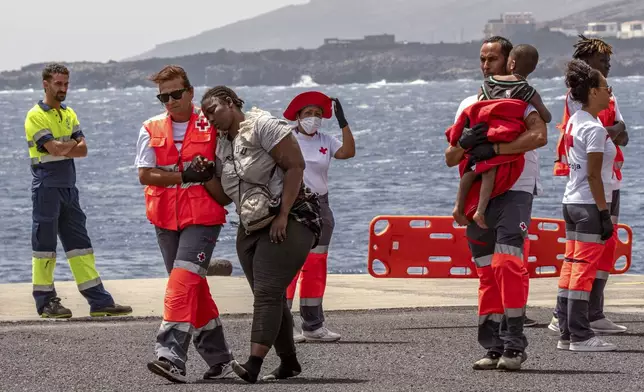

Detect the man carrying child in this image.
[452,44,551,229]
[444,36,548,371]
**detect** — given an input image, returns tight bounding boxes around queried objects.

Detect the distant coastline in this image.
[2,31,643,91]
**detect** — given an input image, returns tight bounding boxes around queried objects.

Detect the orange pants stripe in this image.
[286,252,328,302]
[164,267,219,328]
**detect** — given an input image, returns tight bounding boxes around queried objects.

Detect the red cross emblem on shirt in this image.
[319,147,328,155]
[195,117,210,132]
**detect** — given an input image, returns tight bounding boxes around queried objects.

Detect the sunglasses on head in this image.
[156,88,188,103]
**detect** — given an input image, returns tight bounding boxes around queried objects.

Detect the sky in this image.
[1,0,306,71]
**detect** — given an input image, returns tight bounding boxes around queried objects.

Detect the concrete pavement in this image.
[3,274,644,321]
[3,306,644,392]
[3,274,644,391]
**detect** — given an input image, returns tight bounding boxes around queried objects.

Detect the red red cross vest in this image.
[143,106,226,230]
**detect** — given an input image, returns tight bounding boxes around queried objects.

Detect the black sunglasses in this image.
[156,88,189,103]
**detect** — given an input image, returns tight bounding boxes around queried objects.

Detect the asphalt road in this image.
[2,307,644,392]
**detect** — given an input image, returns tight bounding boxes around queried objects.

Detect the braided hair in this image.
[565,59,602,106]
[201,86,245,109]
[573,34,613,60]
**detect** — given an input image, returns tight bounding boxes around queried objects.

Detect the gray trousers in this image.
[554,190,619,323]
[154,224,233,370]
[557,204,608,343]
[237,218,315,352]
[466,191,533,354]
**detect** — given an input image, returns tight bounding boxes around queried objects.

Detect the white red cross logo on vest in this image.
[195,117,210,132]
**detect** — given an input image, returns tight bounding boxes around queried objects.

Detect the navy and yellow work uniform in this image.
[25,101,128,317]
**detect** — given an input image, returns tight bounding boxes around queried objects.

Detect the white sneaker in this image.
[557,340,570,350]
[302,327,341,342]
[548,316,559,333]
[293,328,306,343]
[590,318,627,335]
[569,336,616,352]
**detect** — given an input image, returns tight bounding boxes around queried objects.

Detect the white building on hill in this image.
[483,12,536,38]
[583,22,619,38]
[619,20,644,39]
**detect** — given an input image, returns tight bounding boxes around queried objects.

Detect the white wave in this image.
[0,88,35,94]
[351,128,371,136]
[371,158,395,164]
[87,98,112,104]
[366,79,430,89]
[395,105,414,112]
[291,75,319,88]
[124,85,156,92]
[116,165,135,173]
[356,104,370,109]
[612,75,644,83]
[367,79,388,89]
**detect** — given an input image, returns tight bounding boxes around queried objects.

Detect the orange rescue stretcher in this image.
[368,216,632,279]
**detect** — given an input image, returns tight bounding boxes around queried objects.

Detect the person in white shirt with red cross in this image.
[283,91,356,343]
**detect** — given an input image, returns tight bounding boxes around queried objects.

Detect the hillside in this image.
[4,30,644,91]
[128,0,618,61]
[546,0,644,28]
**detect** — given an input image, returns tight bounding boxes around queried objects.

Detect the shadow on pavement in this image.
[613,349,644,354]
[613,332,644,338]
[394,325,474,330]
[196,377,369,385]
[520,369,623,375]
[303,340,410,345]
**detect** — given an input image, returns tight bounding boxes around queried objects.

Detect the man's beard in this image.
[55,93,66,102]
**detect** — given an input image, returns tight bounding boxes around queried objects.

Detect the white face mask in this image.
[298,116,322,135]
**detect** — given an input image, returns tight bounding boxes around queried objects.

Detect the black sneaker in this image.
[262,360,302,381]
[524,315,538,327]
[90,304,132,317]
[41,297,72,319]
[203,361,233,380]
[147,358,187,383]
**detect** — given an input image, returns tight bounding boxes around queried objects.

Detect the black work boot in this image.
[90,304,132,317]
[41,297,72,319]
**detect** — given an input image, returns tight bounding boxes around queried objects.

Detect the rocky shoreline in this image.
[3,32,643,91]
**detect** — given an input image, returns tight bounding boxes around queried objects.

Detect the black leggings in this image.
[236,219,314,353]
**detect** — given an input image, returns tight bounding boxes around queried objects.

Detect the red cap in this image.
[283,91,333,121]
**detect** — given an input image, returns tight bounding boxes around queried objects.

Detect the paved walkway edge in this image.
[2,273,644,321]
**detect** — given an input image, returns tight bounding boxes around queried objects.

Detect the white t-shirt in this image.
[454,95,542,196]
[566,93,623,190]
[562,110,616,205]
[135,121,189,168]
[294,130,342,195]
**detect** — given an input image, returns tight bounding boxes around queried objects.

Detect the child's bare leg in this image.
[473,168,496,229]
[453,170,476,226]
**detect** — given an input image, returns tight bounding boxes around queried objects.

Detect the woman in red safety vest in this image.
[283,91,356,343]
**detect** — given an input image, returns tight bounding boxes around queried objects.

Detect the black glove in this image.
[332,98,348,129]
[469,142,496,162]
[599,209,614,241]
[458,121,489,150]
[181,156,214,184]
